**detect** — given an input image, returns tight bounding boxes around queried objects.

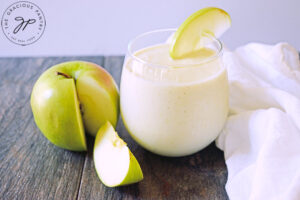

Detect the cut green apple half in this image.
[31,61,119,151]
[169,7,231,59]
[93,122,143,187]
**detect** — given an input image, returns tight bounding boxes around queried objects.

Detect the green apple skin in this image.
[119,151,144,186]
[94,122,143,187]
[169,7,231,59]
[31,61,119,151]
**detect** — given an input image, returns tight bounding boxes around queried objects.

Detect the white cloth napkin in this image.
[216,42,300,200]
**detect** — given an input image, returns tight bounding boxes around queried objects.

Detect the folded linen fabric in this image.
[216,43,300,200]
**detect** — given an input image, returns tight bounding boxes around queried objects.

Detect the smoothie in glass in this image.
[120,29,228,156]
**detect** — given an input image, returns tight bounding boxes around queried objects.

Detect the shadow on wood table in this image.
[0,56,228,200]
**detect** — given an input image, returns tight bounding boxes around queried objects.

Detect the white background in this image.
[0,0,299,57]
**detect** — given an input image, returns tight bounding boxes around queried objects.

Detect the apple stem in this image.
[56,71,72,79]
[80,103,84,114]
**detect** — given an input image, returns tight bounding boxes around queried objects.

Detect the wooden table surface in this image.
[0,56,228,200]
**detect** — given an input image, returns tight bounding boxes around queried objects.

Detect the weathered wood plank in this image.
[103,56,124,86]
[0,56,228,200]
[77,56,228,200]
[0,57,104,200]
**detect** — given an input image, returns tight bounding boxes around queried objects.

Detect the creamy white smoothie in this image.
[120,42,228,157]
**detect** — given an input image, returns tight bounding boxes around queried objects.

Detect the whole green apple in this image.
[31,61,119,151]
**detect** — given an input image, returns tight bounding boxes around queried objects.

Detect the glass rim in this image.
[127,28,223,69]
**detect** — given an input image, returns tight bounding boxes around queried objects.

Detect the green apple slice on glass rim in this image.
[169,7,231,59]
[93,122,143,187]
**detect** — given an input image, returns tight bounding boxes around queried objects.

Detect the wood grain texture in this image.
[0,57,103,200]
[0,56,228,200]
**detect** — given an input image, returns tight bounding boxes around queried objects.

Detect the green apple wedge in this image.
[170,7,231,59]
[31,61,119,151]
[93,122,143,187]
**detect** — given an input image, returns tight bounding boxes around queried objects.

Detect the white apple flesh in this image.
[94,122,143,187]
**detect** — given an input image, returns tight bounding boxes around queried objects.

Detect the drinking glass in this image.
[120,29,228,157]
